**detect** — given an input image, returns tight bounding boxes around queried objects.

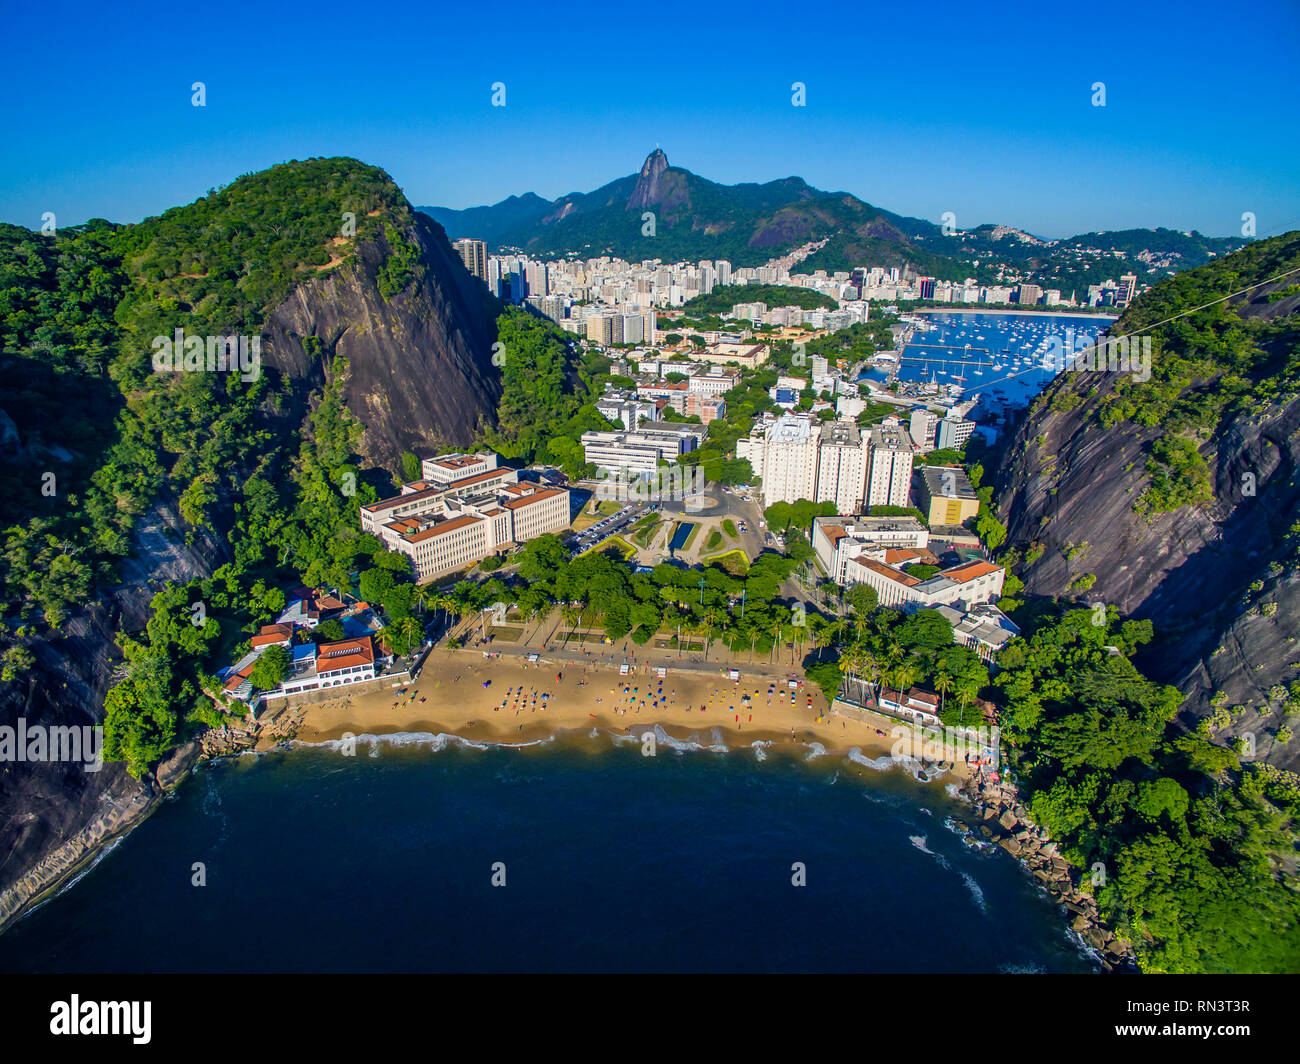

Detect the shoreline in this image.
[260,652,972,781]
[3,654,1120,969]
[911,307,1118,320]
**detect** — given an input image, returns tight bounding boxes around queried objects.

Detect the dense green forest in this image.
[0,158,462,774]
[1101,230,1300,439]
[681,284,836,316]
[479,307,612,478]
[996,605,1300,973]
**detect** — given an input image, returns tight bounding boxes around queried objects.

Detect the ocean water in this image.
[0,737,1096,973]
[861,311,1117,415]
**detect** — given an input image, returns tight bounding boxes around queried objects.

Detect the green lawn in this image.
[704,549,750,575]
[704,529,723,550]
[722,519,739,538]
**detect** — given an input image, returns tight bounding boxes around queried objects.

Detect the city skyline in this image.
[3,0,1297,240]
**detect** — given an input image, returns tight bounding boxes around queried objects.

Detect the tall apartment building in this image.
[738,414,820,507]
[865,420,915,508]
[1018,283,1043,306]
[1117,273,1138,307]
[815,421,869,514]
[908,408,939,451]
[586,314,614,344]
[740,413,916,512]
[684,392,725,425]
[453,239,488,282]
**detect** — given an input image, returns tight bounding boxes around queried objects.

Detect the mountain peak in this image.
[641,147,669,174]
[629,148,672,211]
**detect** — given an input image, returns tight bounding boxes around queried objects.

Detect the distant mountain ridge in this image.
[419,150,1246,291]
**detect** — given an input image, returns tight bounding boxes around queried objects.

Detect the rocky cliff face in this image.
[626,148,672,212]
[0,198,504,929]
[263,213,501,470]
[992,292,1300,770]
[0,490,225,922]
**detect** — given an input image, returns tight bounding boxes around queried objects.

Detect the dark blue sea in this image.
[0,736,1096,973]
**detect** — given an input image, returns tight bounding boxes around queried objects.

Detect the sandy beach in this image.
[259,649,971,782]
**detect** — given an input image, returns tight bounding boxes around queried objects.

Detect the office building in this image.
[916,465,980,528]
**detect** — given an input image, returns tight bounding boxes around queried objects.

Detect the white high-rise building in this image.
[909,408,939,451]
[738,414,819,507]
[865,420,915,508]
[739,414,872,512]
[815,421,869,514]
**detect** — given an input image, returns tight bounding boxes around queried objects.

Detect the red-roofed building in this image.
[251,624,293,649]
[879,686,942,726]
[361,456,570,581]
[845,554,1005,610]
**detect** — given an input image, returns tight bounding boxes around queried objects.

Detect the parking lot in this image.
[569,504,652,555]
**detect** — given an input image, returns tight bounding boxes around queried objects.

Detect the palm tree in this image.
[767,615,784,664]
[934,673,953,719]
[857,650,882,705]
[374,626,395,656]
[703,606,726,659]
[397,615,422,652]
[885,661,920,716]
[957,683,975,726]
[560,603,580,648]
[838,646,865,702]
[791,622,806,666]
[809,617,830,664]
[412,584,433,617]
[853,612,871,643]
[433,592,455,634]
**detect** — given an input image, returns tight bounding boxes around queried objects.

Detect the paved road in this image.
[441,636,812,686]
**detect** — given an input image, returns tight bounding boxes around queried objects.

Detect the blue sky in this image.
[3,0,1297,239]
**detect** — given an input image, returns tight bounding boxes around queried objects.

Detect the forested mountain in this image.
[976,233,1300,972]
[420,150,1246,290]
[991,230,1300,768]
[0,158,505,921]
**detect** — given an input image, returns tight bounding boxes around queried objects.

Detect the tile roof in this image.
[403,514,482,543]
[251,623,293,647]
[316,637,375,673]
[944,560,1001,583]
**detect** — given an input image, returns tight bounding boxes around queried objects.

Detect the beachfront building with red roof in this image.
[878,686,942,726]
[847,556,1005,611]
